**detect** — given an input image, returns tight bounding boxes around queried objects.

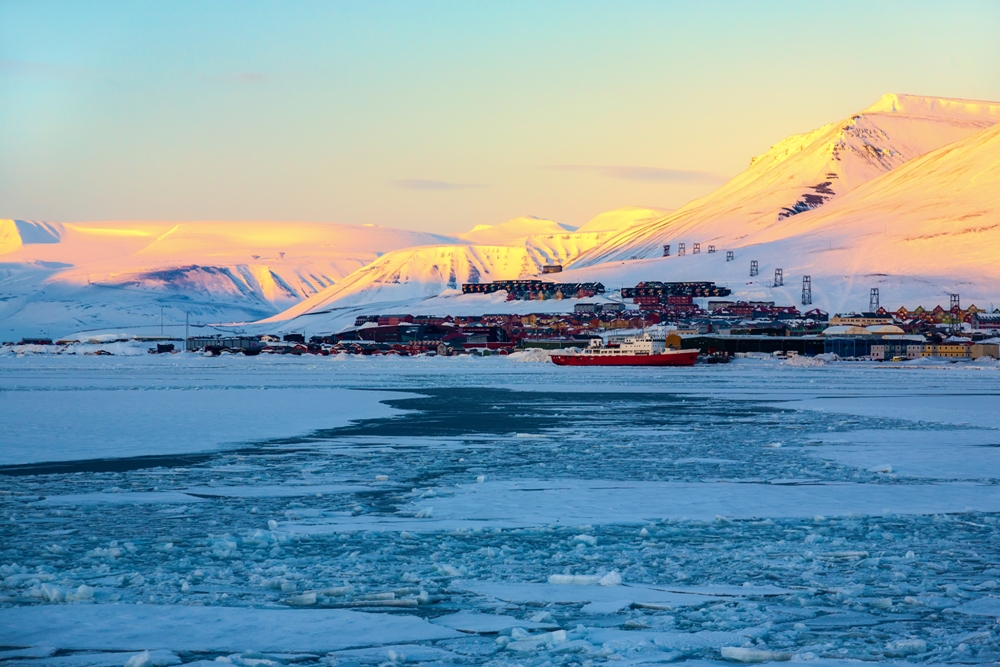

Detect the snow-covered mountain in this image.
[570,94,1000,267]
[6,93,1000,339]
[259,215,630,329]
[575,207,672,233]
[548,114,1000,315]
[457,216,577,244]
[0,220,456,339]
[263,94,1000,332]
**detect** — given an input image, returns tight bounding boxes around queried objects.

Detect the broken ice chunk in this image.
[720,647,792,662]
[599,571,622,586]
[285,591,317,606]
[548,574,601,585]
[885,639,926,656]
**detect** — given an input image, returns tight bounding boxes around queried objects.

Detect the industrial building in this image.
[461,279,605,300]
[668,333,826,356]
[829,312,895,326]
[186,336,263,353]
[972,313,1000,330]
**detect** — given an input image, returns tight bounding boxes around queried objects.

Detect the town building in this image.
[971,343,1000,359]
[830,312,894,326]
[971,313,1000,330]
[870,341,925,361]
[574,302,625,314]
[921,343,972,359]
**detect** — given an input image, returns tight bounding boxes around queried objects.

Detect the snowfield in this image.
[2,355,1000,666]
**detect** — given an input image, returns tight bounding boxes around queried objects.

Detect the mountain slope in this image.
[0,220,458,339]
[261,226,622,328]
[575,207,672,233]
[268,108,1000,331]
[458,216,577,244]
[550,117,1000,315]
[571,94,1000,267]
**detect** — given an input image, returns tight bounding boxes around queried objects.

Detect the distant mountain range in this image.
[2,94,999,339]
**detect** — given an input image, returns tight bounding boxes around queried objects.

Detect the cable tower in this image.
[802,275,812,305]
[774,268,783,287]
[869,288,879,313]
[750,260,758,277]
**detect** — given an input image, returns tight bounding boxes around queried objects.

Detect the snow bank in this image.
[782,353,839,367]
[506,348,555,363]
[0,341,154,357]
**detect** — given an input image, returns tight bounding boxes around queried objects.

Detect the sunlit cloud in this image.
[544,164,727,184]
[392,179,487,191]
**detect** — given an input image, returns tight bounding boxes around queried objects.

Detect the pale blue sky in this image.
[2,1,998,233]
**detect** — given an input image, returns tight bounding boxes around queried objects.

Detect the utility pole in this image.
[185,312,189,347]
[160,306,164,335]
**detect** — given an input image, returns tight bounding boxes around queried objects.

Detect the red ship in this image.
[550,334,698,367]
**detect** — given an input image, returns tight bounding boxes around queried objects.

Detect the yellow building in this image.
[920,344,971,359]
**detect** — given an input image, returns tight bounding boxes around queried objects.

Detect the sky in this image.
[2,1,999,234]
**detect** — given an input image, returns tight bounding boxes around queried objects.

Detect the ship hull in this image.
[550,350,699,367]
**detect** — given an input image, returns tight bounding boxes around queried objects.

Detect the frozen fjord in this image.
[2,355,1000,666]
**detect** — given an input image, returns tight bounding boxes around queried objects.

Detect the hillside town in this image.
[8,279,999,362]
